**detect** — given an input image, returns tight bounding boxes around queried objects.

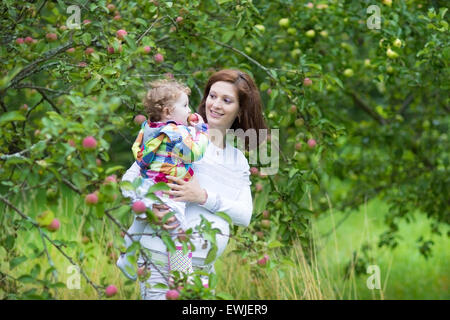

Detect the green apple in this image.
[295,118,304,127]
[287,27,296,35]
[343,68,354,77]
[279,18,289,28]
[255,24,265,32]
[393,38,402,48]
[320,30,328,37]
[386,48,399,59]
[306,29,315,38]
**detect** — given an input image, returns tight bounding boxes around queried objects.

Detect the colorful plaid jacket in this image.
[132,120,209,183]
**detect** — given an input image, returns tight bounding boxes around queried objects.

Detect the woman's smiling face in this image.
[205,81,240,130]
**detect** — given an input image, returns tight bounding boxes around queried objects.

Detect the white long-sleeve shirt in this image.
[121,141,253,262]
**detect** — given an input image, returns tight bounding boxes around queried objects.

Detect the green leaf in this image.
[0,111,26,125]
[268,240,283,249]
[96,203,105,218]
[10,256,28,270]
[124,35,137,51]
[160,211,175,224]
[204,243,217,265]
[119,181,134,191]
[162,234,176,253]
[17,275,36,284]
[84,79,99,95]
[217,0,233,4]
[81,33,92,46]
[153,283,168,289]
[215,211,233,226]
[221,30,234,43]
[148,182,170,193]
[105,165,124,175]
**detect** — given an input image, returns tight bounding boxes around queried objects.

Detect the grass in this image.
[1,182,448,299]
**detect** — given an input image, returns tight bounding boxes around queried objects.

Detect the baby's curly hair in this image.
[142,79,191,122]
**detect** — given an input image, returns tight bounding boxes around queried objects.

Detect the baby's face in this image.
[169,92,191,125]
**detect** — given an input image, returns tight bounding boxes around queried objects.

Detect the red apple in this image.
[255,183,263,192]
[82,136,97,149]
[134,114,147,125]
[81,236,90,244]
[78,62,88,67]
[137,266,148,278]
[83,19,91,25]
[68,139,76,147]
[46,33,57,42]
[85,193,99,205]
[143,46,151,54]
[188,113,199,123]
[166,289,179,300]
[113,15,121,21]
[257,257,267,266]
[154,53,164,63]
[289,105,297,114]
[96,158,102,166]
[66,47,75,54]
[303,77,313,86]
[307,138,317,148]
[24,37,34,44]
[132,201,147,214]
[295,142,302,151]
[20,104,28,111]
[46,218,60,232]
[85,47,95,55]
[262,210,270,218]
[176,16,183,23]
[261,219,270,229]
[116,29,127,40]
[256,231,264,239]
[250,167,259,176]
[105,175,117,184]
[105,285,117,297]
[16,38,24,45]
[107,4,116,12]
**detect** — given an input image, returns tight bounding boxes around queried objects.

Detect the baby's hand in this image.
[188,113,204,125]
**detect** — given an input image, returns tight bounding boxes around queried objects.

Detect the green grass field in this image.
[2,183,448,300]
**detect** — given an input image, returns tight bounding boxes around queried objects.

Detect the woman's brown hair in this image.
[197,69,268,151]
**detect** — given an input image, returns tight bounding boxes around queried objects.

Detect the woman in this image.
[121,69,267,299]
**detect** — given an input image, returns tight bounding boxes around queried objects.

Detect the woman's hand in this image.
[164,175,208,205]
[151,203,179,230]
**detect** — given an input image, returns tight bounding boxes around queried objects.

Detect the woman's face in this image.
[205,81,240,131]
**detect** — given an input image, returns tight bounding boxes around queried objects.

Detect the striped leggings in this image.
[137,254,214,300]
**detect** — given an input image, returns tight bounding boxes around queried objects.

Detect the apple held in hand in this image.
[188,113,199,123]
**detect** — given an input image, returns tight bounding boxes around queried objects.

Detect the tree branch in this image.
[0,194,103,298]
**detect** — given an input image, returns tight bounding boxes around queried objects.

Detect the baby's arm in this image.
[177,123,209,163]
[132,128,144,161]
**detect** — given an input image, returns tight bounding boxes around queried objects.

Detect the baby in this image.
[117,79,209,281]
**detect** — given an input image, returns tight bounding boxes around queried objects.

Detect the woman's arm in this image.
[200,184,253,227]
[165,170,253,227]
